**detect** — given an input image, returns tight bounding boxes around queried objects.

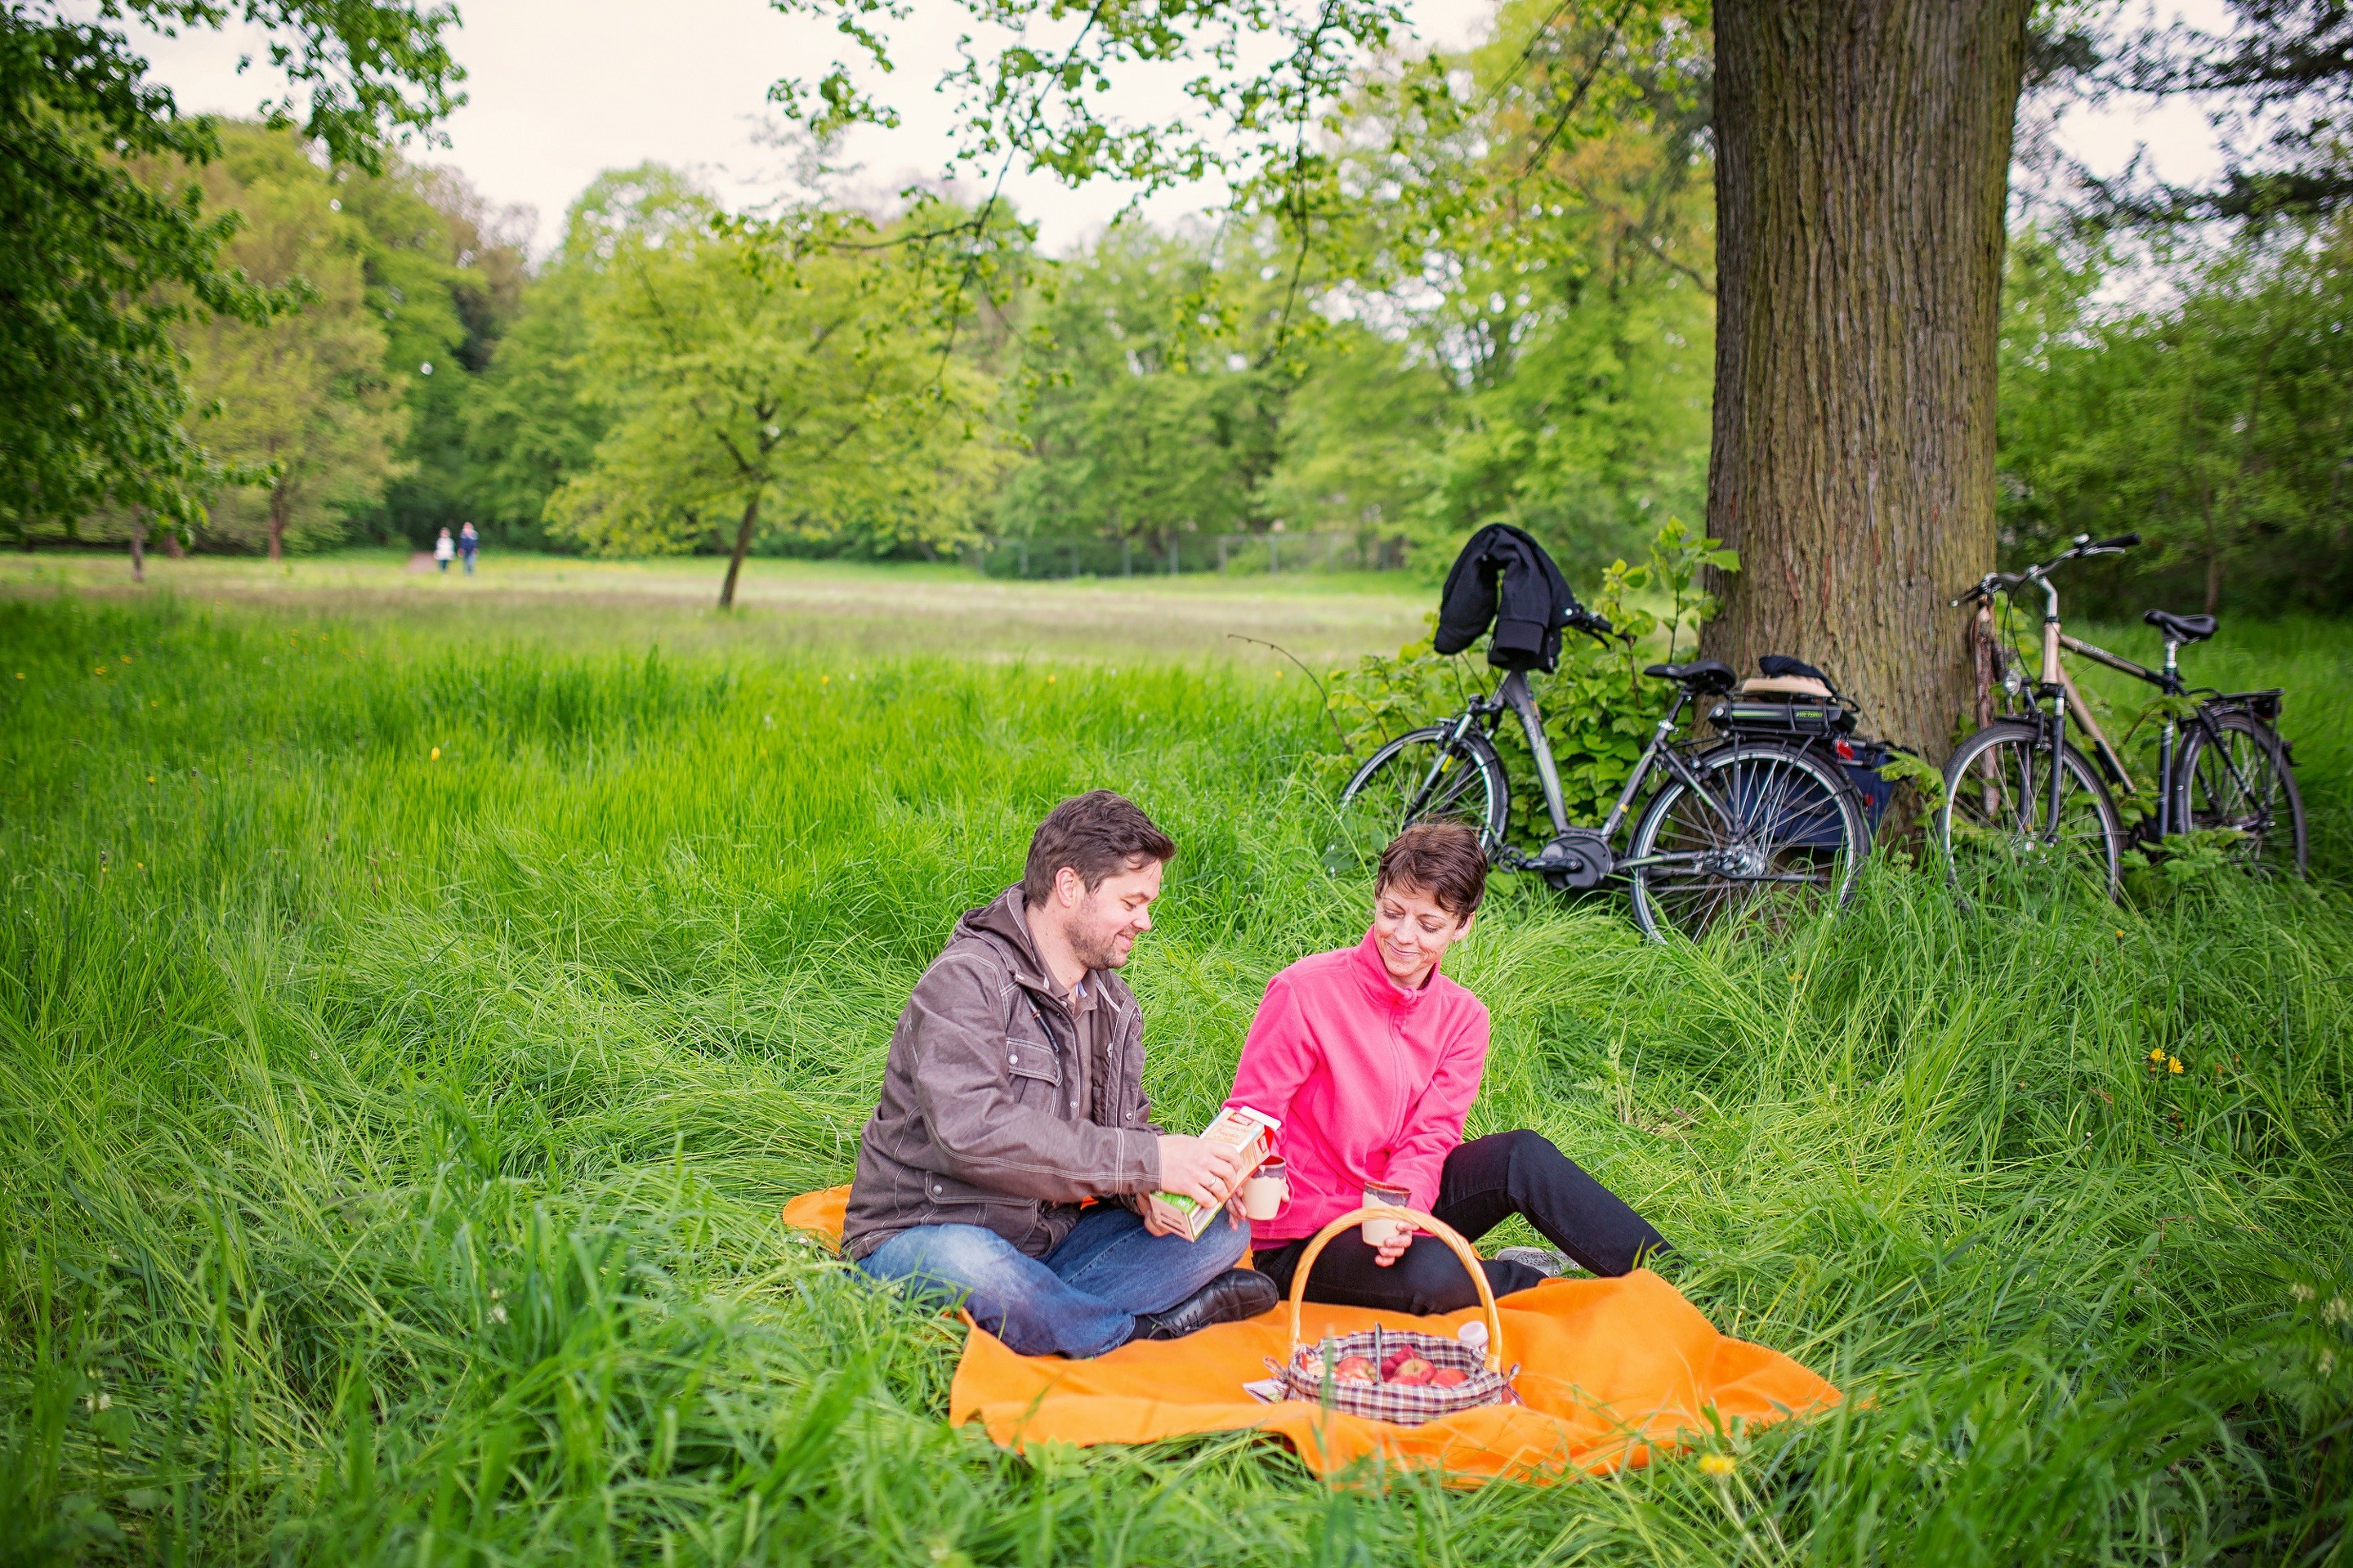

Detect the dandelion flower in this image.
[146,775,154,784]
[2168,1057,2182,1074]
[2150,1048,2165,1062]
[1047,674,1056,684]
[1699,1453,1736,1476]
[430,747,441,760]
[821,676,830,685]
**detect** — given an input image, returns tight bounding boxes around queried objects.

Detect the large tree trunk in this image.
[1703,0,2032,757]
[717,492,760,610]
[129,507,146,583]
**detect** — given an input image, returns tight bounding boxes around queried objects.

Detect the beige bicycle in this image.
[1940,532,2307,900]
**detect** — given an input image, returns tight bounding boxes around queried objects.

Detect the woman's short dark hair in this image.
[1023,790,1177,906]
[1376,823,1488,921]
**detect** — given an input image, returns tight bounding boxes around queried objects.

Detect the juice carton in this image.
[1154,1104,1280,1241]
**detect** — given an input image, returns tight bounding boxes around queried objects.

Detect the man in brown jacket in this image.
[846,791,1275,1356]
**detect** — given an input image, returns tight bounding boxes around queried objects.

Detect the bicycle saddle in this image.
[2143,609,2217,644]
[1644,659,1738,694]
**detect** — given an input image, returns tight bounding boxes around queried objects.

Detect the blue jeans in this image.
[856,1204,1249,1357]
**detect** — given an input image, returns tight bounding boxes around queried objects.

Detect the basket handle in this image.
[1285,1206,1503,1372]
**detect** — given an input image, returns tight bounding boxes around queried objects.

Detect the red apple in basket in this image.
[1387,1356,1435,1386]
[1380,1347,1413,1378]
[1431,1368,1468,1388]
[1333,1356,1376,1383]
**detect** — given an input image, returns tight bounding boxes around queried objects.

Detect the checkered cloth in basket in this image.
[1261,1206,1520,1427]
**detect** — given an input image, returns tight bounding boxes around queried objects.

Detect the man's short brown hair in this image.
[1023,790,1177,906]
[1376,822,1488,921]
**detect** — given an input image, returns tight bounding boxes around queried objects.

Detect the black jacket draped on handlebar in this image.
[1433,524,1582,672]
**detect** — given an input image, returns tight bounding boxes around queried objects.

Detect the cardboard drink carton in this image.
[1154,1104,1280,1241]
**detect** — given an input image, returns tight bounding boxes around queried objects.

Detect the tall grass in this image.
[2,591,2348,1565]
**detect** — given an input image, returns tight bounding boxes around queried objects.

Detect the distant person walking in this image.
[459,520,479,575]
[434,527,454,574]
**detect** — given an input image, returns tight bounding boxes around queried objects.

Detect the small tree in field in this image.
[545,177,1007,607]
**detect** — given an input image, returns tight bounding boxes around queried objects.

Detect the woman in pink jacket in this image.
[1226,823,1668,1314]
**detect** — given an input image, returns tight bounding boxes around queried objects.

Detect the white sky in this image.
[117,0,2240,259]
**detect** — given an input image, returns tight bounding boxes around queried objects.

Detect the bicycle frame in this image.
[1967,565,2271,842]
[2065,632,2287,841]
[1410,669,1729,873]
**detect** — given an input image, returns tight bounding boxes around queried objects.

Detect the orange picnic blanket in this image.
[782,1186,1839,1483]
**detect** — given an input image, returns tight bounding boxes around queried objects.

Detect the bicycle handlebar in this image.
[1562,605,1617,641]
[1948,531,2141,606]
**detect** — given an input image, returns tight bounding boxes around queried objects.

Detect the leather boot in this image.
[1133,1267,1278,1341]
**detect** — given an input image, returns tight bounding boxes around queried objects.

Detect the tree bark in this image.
[162,522,185,559]
[267,482,290,565]
[129,507,146,583]
[717,491,761,610]
[1703,0,2032,755]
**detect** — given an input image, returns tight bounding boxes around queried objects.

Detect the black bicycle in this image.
[1940,532,2308,896]
[1329,610,1870,942]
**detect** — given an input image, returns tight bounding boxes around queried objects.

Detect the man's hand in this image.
[1155,1134,1245,1210]
[1371,1229,1413,1267]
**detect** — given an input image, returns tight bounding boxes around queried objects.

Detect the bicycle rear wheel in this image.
[1625,744,1868,942]
[2172,709,2307,878]
[1326,726,1509,873]
[1937,721,2122,900]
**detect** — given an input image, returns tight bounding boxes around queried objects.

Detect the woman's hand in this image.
[1371,1229,1413,1267]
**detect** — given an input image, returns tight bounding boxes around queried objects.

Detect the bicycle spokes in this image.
[1634,753,1860,939]
[1940,726,2120,899]
[1328,729,1507,873]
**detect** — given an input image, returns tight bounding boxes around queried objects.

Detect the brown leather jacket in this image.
[841,886,1163,1262]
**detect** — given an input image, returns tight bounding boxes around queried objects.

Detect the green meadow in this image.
[2,577,2349,1565]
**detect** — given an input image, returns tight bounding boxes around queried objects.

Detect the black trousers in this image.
[1251,1131,1670,1316]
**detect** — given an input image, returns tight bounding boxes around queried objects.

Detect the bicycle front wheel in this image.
[1626,744,1868,942]
[2172,709,2307,878]
[1326,726,1510,873]
[1937,721,2122,901]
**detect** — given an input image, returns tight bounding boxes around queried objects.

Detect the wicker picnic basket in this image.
[1264,1206,1519,1426]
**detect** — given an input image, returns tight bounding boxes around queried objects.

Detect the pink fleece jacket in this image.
[1222,929,1490,1245]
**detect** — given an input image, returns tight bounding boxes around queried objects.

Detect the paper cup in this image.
[1361,1183,1412,1245]
[1242,1160,1288,1221]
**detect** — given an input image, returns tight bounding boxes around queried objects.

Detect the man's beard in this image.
[1069,914,1128,972]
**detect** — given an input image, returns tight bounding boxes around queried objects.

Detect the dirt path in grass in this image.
[0,551,1430,663]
